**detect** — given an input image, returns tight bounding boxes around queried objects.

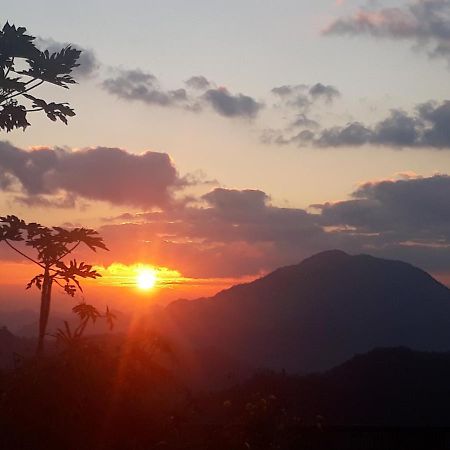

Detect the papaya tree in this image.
[0,22,80,132]
[0,215,110,354]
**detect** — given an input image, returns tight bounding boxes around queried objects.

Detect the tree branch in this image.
[56,240,81,262]
[2,80,44,101]
[4,239,44,268]
[4,57,14,79]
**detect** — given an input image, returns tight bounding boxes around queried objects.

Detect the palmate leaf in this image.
[0,102,29,131]
[26,274,44,290]
[0,76,27,99]
[73,302,101,323]
[0,215,27,240]
[0,22,38,68]
[55,259,101,279]
[20,46,80,88]
[52,226,109,252]
[23,93,75,125]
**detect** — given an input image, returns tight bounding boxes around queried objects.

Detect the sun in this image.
[136,268,157,290]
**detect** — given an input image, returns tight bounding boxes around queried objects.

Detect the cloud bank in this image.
[0,142,182,208]
[95,174,450,279]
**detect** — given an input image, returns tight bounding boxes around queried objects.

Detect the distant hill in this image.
[155,250,450,373]
[226,347,450,427]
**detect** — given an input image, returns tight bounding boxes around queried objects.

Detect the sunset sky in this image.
[1,0,450,315]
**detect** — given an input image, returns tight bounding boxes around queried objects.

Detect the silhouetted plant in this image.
[0,22,81,132]
[0,215,109,354]
[52,303,116,349]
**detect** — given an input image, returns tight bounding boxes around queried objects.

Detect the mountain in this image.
[154,250,450,373]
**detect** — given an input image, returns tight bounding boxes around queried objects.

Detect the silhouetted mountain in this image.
[155,250,450,372]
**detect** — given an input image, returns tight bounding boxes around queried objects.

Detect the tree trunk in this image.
[36,267,52,356]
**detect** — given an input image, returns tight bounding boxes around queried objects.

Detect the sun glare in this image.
[136,268,157,290]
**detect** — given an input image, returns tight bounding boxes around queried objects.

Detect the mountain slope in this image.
[155,250,450,372]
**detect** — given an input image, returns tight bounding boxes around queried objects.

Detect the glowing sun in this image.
[136,268,157,290]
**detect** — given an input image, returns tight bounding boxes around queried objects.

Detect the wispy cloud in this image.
[324,0,450,65]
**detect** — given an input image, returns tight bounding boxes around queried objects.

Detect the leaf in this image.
[26,274,44,290]
[0,215,27,240]
[73,302,101,323]
[0,22,38,68]
[0,75,27,100]
[0,102,29,131]
[19,46,81,88]
[24,94,75,125]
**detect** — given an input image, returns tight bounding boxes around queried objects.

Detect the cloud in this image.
[185,75,211,90]
[290,114,320,129]
[314,101,450,148]
[323,0,450,64]
[1,158,449,280]
[103,70,262,118]
[102,69,192,108]
[309,83,341,103]
[264,100,450,149]
[100,187,328,277]
[263,82,340,145]
[0,142,183,208]
[36,37,100,78]
[102,173,450,279]
[203,88,264,118]
[271,82,341,111]
[316,174,450,246]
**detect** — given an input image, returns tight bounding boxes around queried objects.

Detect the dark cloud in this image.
[36,37,100,78]
[203,88,264,118]
[100,187,328,277]
[103,70,262,118]
[290,114,320,130]
[102,69,191,108]
[271,82,341,111]
[185,75,211,90]
[324,0,450,64]
[316,174,450,244]
[0,141,183,208]
[264,82,340,145]
[309,83,341,103]
[14,193,77,209]
[314,101,450,148]
[261,128,315,146]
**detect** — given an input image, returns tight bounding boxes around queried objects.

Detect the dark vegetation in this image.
[2,340,450,450]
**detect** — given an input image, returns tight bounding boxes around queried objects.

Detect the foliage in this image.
[52,304,117,347]
[0,215,110,353]
[0,22,80,132]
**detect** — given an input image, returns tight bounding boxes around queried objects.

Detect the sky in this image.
[1,0,450,318]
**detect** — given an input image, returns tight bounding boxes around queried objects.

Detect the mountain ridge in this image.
[157,250,450,373]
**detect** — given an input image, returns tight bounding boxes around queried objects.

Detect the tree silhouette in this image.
[0,215,109,354]
[0,22,80,132]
